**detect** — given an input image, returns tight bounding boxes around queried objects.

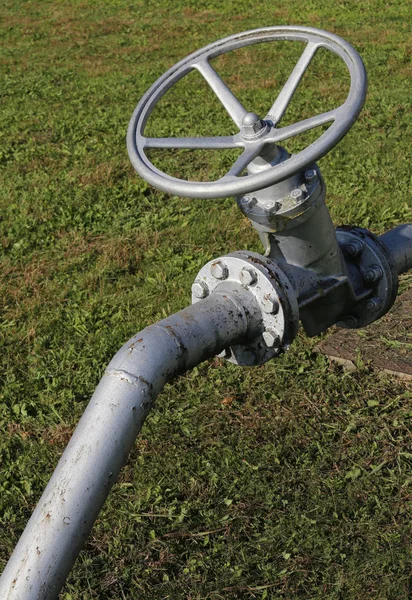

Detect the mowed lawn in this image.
[1,1,412,598]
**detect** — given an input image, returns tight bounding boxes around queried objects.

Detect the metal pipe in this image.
[0,284,261,600]
[379,224,412,276]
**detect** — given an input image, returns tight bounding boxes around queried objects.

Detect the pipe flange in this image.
[236,163,325,233]
[192,251,299,366]
[336,227,398,328]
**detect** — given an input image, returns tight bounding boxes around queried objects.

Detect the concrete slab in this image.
[315,288,412,380]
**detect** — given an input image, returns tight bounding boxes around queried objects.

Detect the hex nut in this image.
[240,196,257,211]
[262,294,280,314]
[241,112,265,137]
[364,265,383,284]
[239,266,257,286]
[345,315,359,328]
[345,239,364,258]
[191,281,209,299]
[262,329,281,348]
[290,188,304,202]
[305,169,318,183]
[366,296,382,312]
[265,200,281,214]
[210,261,229,280]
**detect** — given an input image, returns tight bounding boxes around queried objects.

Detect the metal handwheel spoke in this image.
[266,41,320,125]
[269,108,339,143]
[194,60,248,128]
[144,135,242,150]
[223,145,263,178]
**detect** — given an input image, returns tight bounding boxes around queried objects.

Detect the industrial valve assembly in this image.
[1,26,411,600]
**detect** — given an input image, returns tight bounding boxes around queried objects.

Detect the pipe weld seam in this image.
[105,369,152,390]
[151,323,188,356]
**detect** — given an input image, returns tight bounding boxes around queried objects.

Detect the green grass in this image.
[1,1,412,598]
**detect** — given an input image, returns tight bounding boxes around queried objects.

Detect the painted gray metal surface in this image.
[335,226,399,329]
[241,163,345,278]
[192,251,299,365]
[379,224,412,276]
[127,26,367,199]
[0,286,262,600]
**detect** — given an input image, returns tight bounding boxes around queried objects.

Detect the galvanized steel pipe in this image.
[0,284,261,600]
[380,224,412,276]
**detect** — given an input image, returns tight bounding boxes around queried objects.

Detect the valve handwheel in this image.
[127,26,367,199]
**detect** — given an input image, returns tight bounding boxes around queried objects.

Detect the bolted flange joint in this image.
[192,251,299,366]
[336,227,398,330]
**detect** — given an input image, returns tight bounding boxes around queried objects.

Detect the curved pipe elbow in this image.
[0,286,259,600]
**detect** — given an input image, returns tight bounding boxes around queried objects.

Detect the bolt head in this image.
[265,200,281,214]
[345,315,359,328]
[240,196,257,211]
[364,265,383,284]
[262,329,281,348]
[192,280,209,299]
[210,261,228,280]
[366,296,382,312]
[262,294,280,314]
[239,266,257,286]
[305,169,318,183]
[290,188,304,202]
[345,239,364,258]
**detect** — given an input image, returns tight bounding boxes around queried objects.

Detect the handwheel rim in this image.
[127,25,367,199]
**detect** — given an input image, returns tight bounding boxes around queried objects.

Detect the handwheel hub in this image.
[241,112,269,140]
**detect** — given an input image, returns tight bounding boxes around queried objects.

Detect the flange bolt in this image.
[345,315,359,328]
[290,189,304,202]
[305,169,318,183]
[210,261,229,280]
[262,294,280,314]
[364,265,383,284]
[192,280,209,299]
[265,199,281,214]
[239,266,257,286]
[240,196,258,211]
[345,239,364,258]
[262,329,281,348]
[366,297,382,312]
